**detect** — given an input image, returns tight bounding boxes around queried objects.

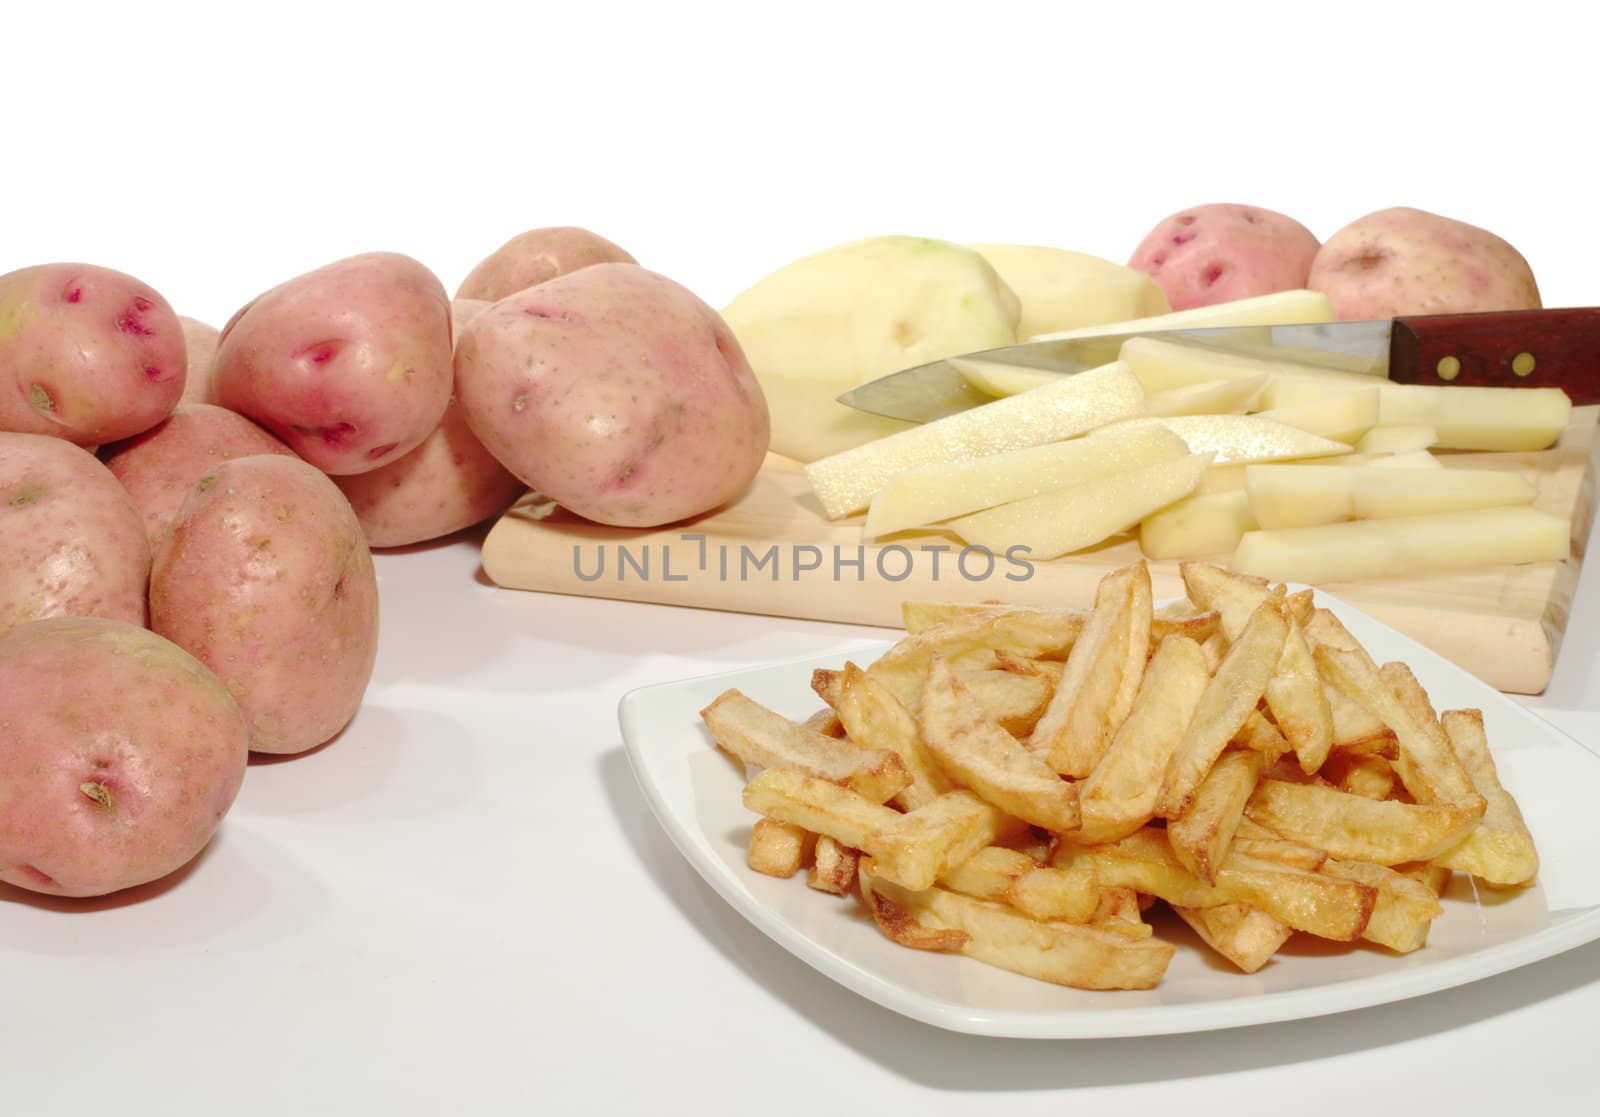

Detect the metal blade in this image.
[836,320,1394,423]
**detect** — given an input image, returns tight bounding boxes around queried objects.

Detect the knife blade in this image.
[835,307,1600,423]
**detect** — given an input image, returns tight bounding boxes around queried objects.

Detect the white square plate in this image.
[618,592,1600,1038]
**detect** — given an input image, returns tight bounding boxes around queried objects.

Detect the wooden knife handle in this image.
[1389,307,1600,400]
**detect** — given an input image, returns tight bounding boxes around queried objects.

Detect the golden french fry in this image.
[1432,708,1540,886]
[702,689,911,804]
[1245,779,1486,864]
[1322,858,1443,953]
[1284,588,1316,626]
[807,835,859,896]
[1199,631,1227,673]
[957,669,1056,738]
[939,845,1037,904]
[832,662,950,810]
[858,867,970,952]
[1398,862,1453,896]
[1168,749,1266,884]
[868,790,1008,891]
[1078,634,1211,844]
[1174,904,1292,973]
[1321,751,1396,800]
[1327,685,1396,752]
[1231,709,1291,758]
[802,708,846,738]
[1230,835,1329,872]
[870,609,1086,709]
[1181,562,1279,642]
[918,656,1081,833]
[1157,598,1289,818]
[748,818,813,878]
[1105,560,1154,744]
[1030,563,1138,778]
[863,869,1176,990]
[1266,613,1334,773]
[742,768,901,852]
[1076,828,1375,941]
[1009,861,1102,924]
[809,668,844,709]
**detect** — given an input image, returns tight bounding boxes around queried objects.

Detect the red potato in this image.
[456,226,636,302]
[1128,204,1320,311]
[0,263,185,444]
[150,455,379,755]
[1308,207,1541,320]
[333,398,526,547]
[451,298,491,335]
[455,263,769,528]
[213,252,453,475]
[101,402,297,547]
[0,616,248,897]
[1,433,150,635]
[177,316,221,404]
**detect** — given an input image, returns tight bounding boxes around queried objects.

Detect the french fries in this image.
[706,559,1539,990]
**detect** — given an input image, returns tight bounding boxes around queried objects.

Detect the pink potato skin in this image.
[150,455,379,755]
[1128,204,1320,311]
[212,253,453,476]
[101,402,298,548]
[1,433,150,636]
[0,263,186,444]
[1308,207,1542,321]
[455,264,770,528]
[0,616,248,898]
[455,226,636,302]
[178,316,221,404]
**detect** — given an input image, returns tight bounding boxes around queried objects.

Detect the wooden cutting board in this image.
[482,406,1600,695]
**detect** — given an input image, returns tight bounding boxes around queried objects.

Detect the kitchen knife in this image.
[835,307,1600,423]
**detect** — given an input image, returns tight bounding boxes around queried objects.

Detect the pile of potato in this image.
[0,230,772,898]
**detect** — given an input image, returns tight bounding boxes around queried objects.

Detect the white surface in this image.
[620,602,1600,1038]
[6,1,1600,1112]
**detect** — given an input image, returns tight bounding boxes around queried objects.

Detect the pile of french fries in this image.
[698,561,1539,990]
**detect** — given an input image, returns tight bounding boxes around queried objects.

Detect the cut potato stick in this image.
[1174,904,1293,973]
[702,689,911,803]
[1180,562,1276,643]
[1232,506,1570,585]
[831,662,951,810]
[805,360,1146,518]
[1254,385,1380,444]
[1321,751,1396,800]
[1432,708,1540,886]
[1078,635,1211,844]
[1008,862,1102,924]
[1168,749,1267,884]
[1267,613,1334,773]
[858,867,970,952]
[1355,424,1437,455]
[1105,561,1154,740]
[807,835,859,895]
[1140,489,1258,561]
[945,452,1212,561]
[867,608,1086,711]
[1029,563,1137,778]
[1106,413,1349,466]
[918,656,1081,833]
[1245,779,1485,864]
[862,420,1189,539]
[1374,382,1570,451]
[868,789,1006,890]
[861,869,1176,990]
[1245,462,1537,530]
[748,818,813,878]
[1321,859,1443,953]
[938,845,1036,904]
[1157,598,1288,818]
[1143,374,1269,417]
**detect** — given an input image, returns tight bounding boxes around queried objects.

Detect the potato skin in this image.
[456,226,635,302]
[0,263,186,444]
[150,454,379,755]
[101,402,297,547]
[455,264,769,528]
[177,316,221,405]
[1,433,150,635]
[0,617,248,897]
[1128,204,1320,310]
[213,252,453,475]
[1308,207,1541,320]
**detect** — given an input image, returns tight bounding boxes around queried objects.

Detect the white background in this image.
[6,2,1600,1114]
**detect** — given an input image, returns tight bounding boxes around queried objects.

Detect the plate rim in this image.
[618,601,1600,1039]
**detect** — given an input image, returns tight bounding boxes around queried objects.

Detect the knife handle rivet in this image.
[1513,351,1537,377]
[1436,355,1461,381]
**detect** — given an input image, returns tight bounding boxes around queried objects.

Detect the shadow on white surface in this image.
[597,746,1600,1088]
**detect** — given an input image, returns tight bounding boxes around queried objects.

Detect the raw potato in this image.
[456,226,636,302]
[456,263,769,528]
[0,617,248,897]
[177,316,221,404]
[1308,207,1541,320]
[334,399,526,547]
[722,236,1021,461]
[213,252,454,475]
[1,433,150,635]
[1128,204,1321,311]
[1139,490,1258,560]
[0,262,186,444]
[101,402,297,547]
[970,244,1169,339]
[150,454,379,754]
[1245,463,1537,530]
